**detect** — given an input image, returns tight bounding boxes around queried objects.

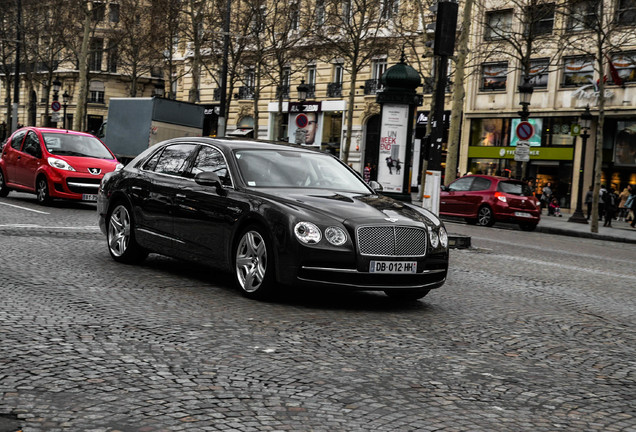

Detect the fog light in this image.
[325,226,347,246]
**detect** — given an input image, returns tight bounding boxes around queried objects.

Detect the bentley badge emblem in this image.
[385,218,398,223]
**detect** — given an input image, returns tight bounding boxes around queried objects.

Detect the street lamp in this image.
[62,90,70,130]
[517,77,533,121]
[296,79,309,112]
[568,105,593,224]
[52,78,61,101]
[153,84,165,98]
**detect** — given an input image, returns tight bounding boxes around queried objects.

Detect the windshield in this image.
[43,133,114,159]
[498,181,533,196]
[235,149,371,193]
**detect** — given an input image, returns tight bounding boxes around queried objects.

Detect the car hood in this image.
[255,188,441,227]
[53,156,119,175]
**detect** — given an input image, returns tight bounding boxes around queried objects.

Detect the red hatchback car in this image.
[440,174,541,231]
[0,127,121,205]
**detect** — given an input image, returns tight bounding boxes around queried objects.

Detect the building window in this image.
[526,3,555,35]
[527,59,549,88]
[107,43,118,73]
[373,59,387,80]
[88,81,105,104]
[481,62,508,91]
[610,52,636,84]
[316,0,325,25]
[291,2,300,30]
[92,2,105,21]
[616,0,636,25]
[109,3,120,23]
[484,9,512,40]
[568,0,598,30]
[343,0,352,23]
[89,38,104,72]
[306,66,316,98]
[562,56,594,87]
[334,64,343,84]
[381,0,399,19]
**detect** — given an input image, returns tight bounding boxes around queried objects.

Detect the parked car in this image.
[97,138,449,300]
[0,127,122,204]
[440,174,540,231]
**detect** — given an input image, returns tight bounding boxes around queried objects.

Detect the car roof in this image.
[17,127,95,137]
[168,137,322,153]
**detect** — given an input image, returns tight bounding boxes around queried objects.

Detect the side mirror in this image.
[195,171,226,196]
[441,185,450,192]
[368,180,383,193]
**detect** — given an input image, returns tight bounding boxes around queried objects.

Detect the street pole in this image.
[12,0,22,132]
[217,0,231,138]
[567,129,589,223]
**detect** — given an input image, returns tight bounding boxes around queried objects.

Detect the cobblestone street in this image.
[0,196,635,431]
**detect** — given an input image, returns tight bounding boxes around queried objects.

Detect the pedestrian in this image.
[626,185,636,228]
[549,197,562,217]
[599,184,607,221]
[540,182,552,214]
[363,163,371,183]
[618,186,631,221]
[602,187,618,227]
[585,186,594,220]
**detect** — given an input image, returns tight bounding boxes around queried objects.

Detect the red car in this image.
[0,127,121,205]
[440,174,541,231]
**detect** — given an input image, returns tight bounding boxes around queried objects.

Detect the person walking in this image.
[618,186,631,221]
[627,185,636,228]
[599,184,607,221]
[541,182,553,215]
[585,186,594,220]
[602,187,618,227]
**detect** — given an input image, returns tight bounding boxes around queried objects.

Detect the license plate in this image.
[370,261,417,274]
[82,194,98,202]
[515,211,532,218]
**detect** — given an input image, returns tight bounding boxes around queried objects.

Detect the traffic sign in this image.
[516,121,534,140]
[295,113,308,128]
[51,101,61,112]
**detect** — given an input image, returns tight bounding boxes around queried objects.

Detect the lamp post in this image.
[52,78,61,101]
[296,79,308,110]
[568,105,593,224]
[515,77,534,179]
[62,90,70,130]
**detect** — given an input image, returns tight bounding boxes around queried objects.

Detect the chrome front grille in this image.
[357,225,427,257]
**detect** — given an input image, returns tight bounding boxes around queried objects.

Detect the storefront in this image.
[602,118,636,190]
[268,101,344,157]
[467,117,577,207]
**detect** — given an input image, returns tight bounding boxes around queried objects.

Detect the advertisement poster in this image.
[288,102,321,146]
[615,121,636,166]
[511,118,543,147]
[378,104,408,192]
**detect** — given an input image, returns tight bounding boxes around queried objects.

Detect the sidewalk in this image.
[410,193,636,244]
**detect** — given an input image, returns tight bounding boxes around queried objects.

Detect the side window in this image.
[22,132,42,157]
[448,177,474,192]
[470,177,491,191]
[153,144,196,176]
[10,131,26,150]
[142,149,162,171]
[191,146,232,186]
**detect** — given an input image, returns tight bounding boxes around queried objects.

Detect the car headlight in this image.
[115,163,124,171]
[47,157,76,171]
[428,226,439,248]
[439,226,448,248]
[325,226,347,246]
[294,222,321,244]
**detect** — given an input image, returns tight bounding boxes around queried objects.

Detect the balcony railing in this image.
[237,86,255,100]
[364,79,383,95]
[327,82,342,97]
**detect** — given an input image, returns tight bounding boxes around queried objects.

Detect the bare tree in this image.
[558,0,636,232]
[0,1,18,131]
[312,0,395,163]
[154,0,183,99]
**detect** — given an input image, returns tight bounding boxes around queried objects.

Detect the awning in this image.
[227,128,253,136]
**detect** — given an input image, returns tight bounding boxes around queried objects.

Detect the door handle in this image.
[131,186,143,191]
[175,193,186,199]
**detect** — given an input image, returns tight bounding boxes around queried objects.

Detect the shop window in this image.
[545,118,577,146]
[562,56,594,87]
[481,62,508,91]
[528,59,549,88]
[471,118,511,147]
[484,9,512,40]
[568,0,598,30]
[610,52,636,84]
[614,121,636,166]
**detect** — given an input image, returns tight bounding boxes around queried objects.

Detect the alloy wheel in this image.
[478,206,493,226]
[108,205,131,257]
[235,230,268,293]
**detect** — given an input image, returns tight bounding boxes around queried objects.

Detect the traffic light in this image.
[429,1,458,57]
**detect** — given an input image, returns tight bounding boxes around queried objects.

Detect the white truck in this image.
[99,97,205,164]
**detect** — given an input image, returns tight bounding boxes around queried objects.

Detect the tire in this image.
[520,223,537,231]
[106,202,147,264]
[0,169,10,197]
[477,205,495,226]
[36,176,51,205]
[234,225,276,299]
[384,288,430,301]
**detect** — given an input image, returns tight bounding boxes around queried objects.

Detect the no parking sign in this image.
[516,121,534,141]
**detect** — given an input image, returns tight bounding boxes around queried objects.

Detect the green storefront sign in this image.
[468,146,573,160]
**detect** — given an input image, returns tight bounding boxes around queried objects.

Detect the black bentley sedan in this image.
[97,138,449,300]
